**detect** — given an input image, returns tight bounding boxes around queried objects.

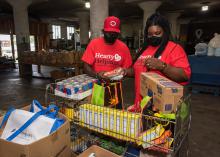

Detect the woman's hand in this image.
[145,58,166,71]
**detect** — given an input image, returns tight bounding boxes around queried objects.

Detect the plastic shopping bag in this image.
[91,83,105,106]
[91,82,124,109]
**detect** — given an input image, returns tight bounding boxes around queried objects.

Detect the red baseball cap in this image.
[104,16,120,33]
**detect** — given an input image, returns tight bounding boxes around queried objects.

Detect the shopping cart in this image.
[45,79,191,157]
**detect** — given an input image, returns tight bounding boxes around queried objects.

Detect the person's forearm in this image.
[83,63,96,78]
[162,64,188,83]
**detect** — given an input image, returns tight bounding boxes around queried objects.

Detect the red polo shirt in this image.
[133,41,191,105]
[82,37,132,72]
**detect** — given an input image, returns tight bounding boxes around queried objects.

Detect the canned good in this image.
[82,82,89,91]
[65,84,73,95]
[57,82,65,92]
[88,81,93,89]
[74,85,81,94]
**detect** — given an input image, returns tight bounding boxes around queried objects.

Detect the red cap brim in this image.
[104,28,120,33]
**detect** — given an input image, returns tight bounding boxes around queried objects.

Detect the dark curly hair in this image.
[134,13,173,61]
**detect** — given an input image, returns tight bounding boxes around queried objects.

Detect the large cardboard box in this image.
[78,145,120,157]
[140,72,183,113]
[0,105,71,157]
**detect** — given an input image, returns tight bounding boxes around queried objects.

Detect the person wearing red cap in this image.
[81,16,132,80]
[81,16,132,109]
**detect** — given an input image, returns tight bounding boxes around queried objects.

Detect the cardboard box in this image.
[140,72,183,113]
[78,145,119,157]
[0,105,71,157]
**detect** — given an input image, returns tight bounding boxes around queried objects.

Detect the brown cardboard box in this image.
[140,72,183,113]
[78,145,120,157]
[0,105,71,157]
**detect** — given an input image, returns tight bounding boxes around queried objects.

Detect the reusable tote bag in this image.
[0,103,64,145]
[91,81,124,109]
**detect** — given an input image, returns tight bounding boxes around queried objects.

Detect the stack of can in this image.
[56,74,97,96]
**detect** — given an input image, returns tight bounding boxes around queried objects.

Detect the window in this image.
[52,25,61,39]
[67,26,75,40]
[30,35,35,51]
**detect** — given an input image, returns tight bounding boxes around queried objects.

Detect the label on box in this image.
[165,104,172,111]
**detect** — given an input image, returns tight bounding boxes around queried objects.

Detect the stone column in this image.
[166,12,181,40]
[90,0,108,39]
[76,11,90,49]
[7,0,32,76]
[138,1,161,32]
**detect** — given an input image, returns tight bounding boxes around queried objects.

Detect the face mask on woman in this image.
[147,36,162,47]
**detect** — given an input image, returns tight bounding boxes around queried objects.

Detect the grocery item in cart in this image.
[142,130,172,149]
[55,74,98,100]
[137,124,165,145]
[140,72,183,113]
[147,137,174,153]
[79,104,141,141]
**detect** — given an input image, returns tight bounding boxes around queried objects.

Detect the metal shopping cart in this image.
[45,78,191,157]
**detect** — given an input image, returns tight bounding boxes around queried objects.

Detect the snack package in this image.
[147,137,174,153]
[137,124,165,145]
[104,68,124,79]
[142,130,172,148]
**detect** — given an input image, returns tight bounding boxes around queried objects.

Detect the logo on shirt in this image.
[95,53,122,62]
[115,54,121,61]
[136,55,152,65]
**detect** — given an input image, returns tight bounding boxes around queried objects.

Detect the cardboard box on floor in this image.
[140,72,184,113]
[0,105,71,157]
[78,145,120,157]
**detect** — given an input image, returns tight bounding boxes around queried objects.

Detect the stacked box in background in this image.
[79,104,141,141]
[140,72,184,113]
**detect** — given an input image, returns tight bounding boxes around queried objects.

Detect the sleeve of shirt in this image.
[169,44,191,79]
[81,40,95,65]
[122,45,133,68]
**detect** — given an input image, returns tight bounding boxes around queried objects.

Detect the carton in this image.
[0,105,71,157]
[140,72,183,113]
[79,104,141,141]
[78,145,119,157]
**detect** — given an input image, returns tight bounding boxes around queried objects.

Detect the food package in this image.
[147,137,174,153]
[142,130,172,148]
[140,72,183,113]
[55,74,98,100]
[104,68,124,80]
[79,104,141,141]
[137,124,165,145]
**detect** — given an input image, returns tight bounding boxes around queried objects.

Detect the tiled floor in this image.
[0,69,220,157]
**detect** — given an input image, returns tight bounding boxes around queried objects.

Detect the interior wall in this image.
[121,18,142,49]
[41,18,71,40]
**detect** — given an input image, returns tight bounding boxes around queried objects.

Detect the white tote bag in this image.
[0,109,56,145]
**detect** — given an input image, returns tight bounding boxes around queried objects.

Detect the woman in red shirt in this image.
[125,13,191,112]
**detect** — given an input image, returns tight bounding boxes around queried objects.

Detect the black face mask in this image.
[104,32,119,44]
[147,36,162,47]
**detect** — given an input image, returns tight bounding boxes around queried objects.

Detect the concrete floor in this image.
[0,69,220,157]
